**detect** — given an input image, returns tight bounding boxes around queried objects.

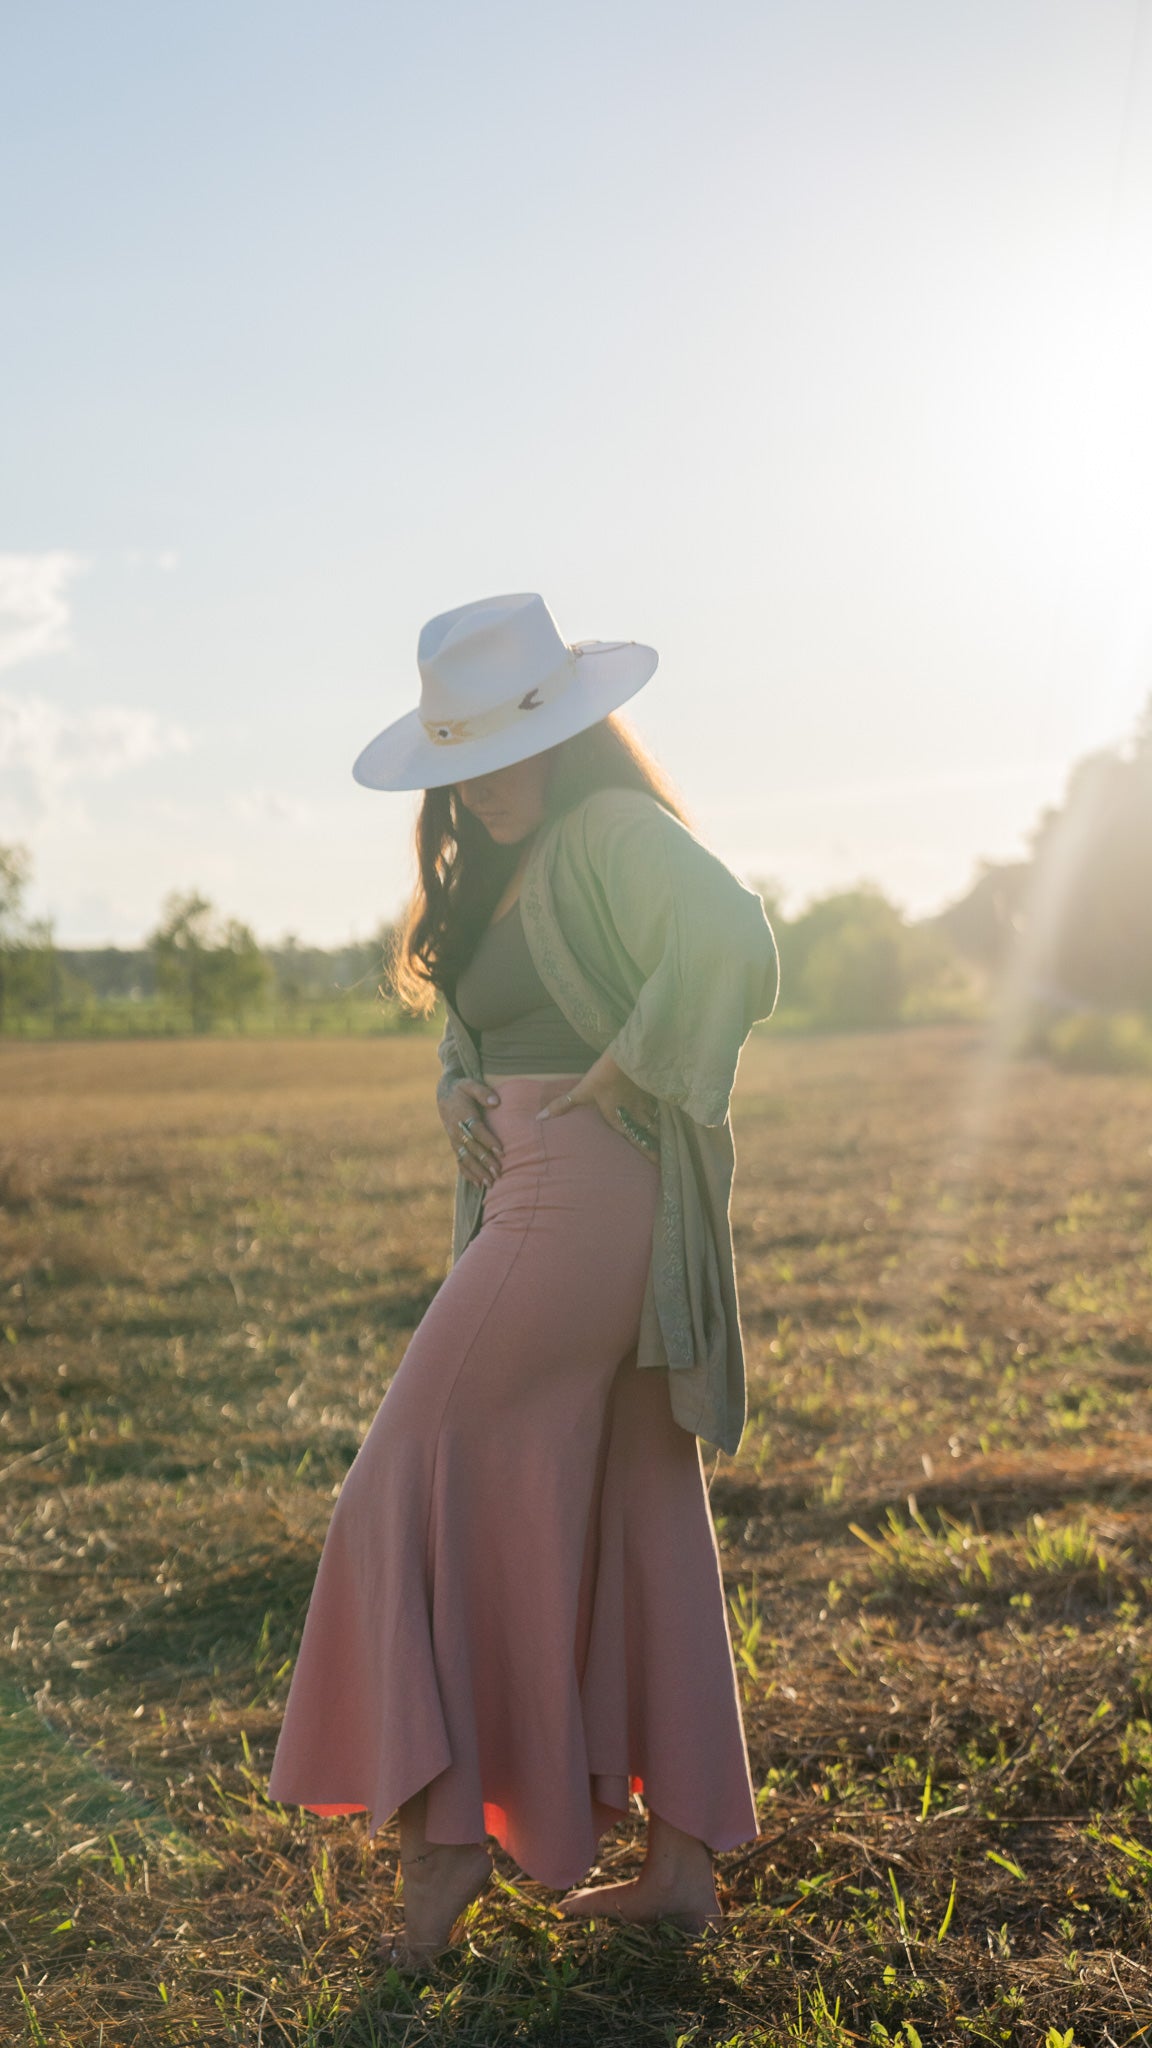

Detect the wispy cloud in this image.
[0,691,191,825]
[229,787,316,827]
[124,548,179,573]
[0,552,89,672]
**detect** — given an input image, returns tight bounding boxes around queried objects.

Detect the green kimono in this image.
[434,785,780,1456]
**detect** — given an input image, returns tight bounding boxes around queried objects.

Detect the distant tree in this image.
[276,933,304,1018]
[912,692,1152,1021]
[1027,702,1152,1010]
[151,892,215,1031]
[216,918,270,1029]
[794,888,908,1029]
[933,858,1030,971]
[12,913,59,1030]
[751,877,976,1030]
[0,843,32,1033]
[149,891,270,1032]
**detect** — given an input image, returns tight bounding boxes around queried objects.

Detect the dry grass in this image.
[2,1026,1152,2045]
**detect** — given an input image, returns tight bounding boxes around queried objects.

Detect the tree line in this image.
[1,698,1149,1045]
[0,871,409,1038]
[0,847,971,1040]
[934,697,1152,1067]
[0,852,980,1040]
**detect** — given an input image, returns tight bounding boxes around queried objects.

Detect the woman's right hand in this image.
[437,1077,503,1190]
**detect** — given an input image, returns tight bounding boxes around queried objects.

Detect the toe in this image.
[376,1934,437,1973]
[558,1883,628,1920]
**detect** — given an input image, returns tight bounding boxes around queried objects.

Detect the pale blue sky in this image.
[3,0,1151,945]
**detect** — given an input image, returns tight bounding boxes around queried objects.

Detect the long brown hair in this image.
[388,712,692,1016]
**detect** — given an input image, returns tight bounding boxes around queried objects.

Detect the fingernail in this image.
[535,1108,549,1120]
[487,1094,499,1105]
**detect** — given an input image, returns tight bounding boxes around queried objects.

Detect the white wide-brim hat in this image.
[351,591,658,791]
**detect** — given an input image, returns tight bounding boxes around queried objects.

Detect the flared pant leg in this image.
[267,1075,759,1890]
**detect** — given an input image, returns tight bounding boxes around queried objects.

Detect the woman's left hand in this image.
[536,1051,661,1159]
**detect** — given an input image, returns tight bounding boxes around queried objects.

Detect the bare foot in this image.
[558,1869,721,1933]
[377,1841,493,1969]
[559,1811,721,1933]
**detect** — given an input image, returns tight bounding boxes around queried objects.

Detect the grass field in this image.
[2,1027,1152,2047]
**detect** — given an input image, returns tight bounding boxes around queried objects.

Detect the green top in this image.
[435,784,780,1455]
[453,898,597,1075]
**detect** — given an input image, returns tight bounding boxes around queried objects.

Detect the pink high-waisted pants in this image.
[267,1073,759,1888]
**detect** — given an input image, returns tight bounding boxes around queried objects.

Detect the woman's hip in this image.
[364,1075,659,1450]
[476,1071,660,1235]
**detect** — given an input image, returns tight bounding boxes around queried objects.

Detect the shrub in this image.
[804,915,906,1029]
[750,880,981,1034]
[1047,1011,1152,1074]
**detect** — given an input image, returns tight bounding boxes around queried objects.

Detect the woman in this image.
[267,592,779,1967]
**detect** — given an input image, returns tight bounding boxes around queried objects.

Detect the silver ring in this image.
[459,1115,477,1134]
[457,1142,468,1159]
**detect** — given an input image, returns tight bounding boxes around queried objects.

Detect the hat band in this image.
[419,640,638,748]
[419,647,577,747]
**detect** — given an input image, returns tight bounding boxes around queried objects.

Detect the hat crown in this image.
[418,593,571,721]
[350,588,656,790]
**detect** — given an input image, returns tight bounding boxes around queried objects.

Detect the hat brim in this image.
[351,640,658,791]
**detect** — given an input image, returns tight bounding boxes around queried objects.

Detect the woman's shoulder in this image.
[547,787,688,890]
[557,782,776,942]
[561,784,686,849]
